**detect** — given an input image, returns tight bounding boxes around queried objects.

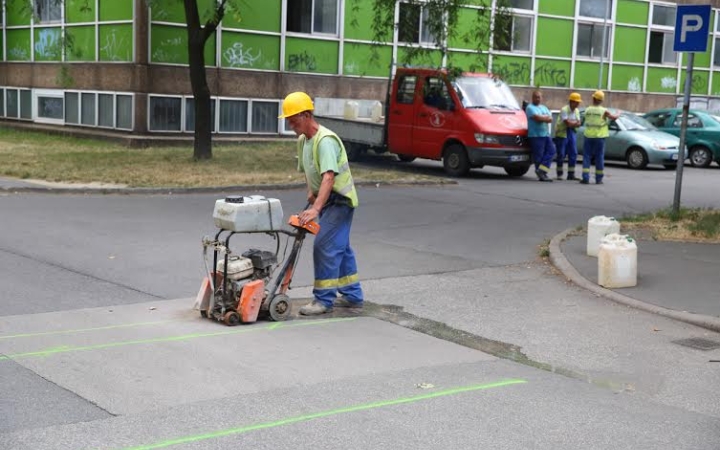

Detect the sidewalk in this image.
[551,228,720,333]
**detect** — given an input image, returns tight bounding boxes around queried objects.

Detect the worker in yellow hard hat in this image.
[278,91,364,315]
[553,92,583,180]
[581,90,620,185]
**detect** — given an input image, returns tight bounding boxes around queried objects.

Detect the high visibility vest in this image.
[297,125,359,208]
[554,105,578,138]
[583,105,609,138]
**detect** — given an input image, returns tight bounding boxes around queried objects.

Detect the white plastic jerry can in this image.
[587,215,620,257]
[343,100,360,120]
[597,234,637,288]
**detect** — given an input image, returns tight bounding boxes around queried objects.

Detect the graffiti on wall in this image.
[627,77,641,92]
[691,74,705,91]
[533,62,568,87]
[35,28,61,59]
[223,42,262,67]
[152,36,184,63]
[101,29,130,61]
[288,51,317,72]
[491,61,530,85]
[8,46,29,60]
[660,76,677,90]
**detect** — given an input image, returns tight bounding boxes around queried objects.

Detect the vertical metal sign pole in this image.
[673,52,693,215]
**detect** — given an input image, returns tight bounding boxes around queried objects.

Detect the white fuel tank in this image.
[213,195,284,232]
[597,234,637,288]
[217,256,255,280]
[587,215,620,257]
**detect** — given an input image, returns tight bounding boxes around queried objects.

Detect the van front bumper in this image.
[467,146,532,167]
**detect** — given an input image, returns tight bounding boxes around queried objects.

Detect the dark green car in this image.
[643,108,720,168]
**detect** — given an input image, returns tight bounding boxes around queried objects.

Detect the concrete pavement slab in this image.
[0,298,494,415]
[1,360,717,450]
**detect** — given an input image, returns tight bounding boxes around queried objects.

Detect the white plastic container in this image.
[587,215,620,257]
[370,101,383,122]
[213,195,284,232]
[598,234,637,288]
[343,100,359,120]
[216,256,254,280]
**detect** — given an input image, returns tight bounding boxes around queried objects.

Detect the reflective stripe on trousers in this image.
[313,203,363,307]
[555,130,578,174]
[529,136,556,173]
[582,137,605,182]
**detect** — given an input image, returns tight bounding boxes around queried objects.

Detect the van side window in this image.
[396,76,417,104]
[423,77,453,110]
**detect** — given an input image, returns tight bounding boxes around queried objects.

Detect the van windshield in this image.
[453,76,521,110]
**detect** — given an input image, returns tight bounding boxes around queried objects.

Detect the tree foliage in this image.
[357,0,511,77]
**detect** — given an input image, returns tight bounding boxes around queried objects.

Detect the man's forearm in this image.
[312,173,334,213]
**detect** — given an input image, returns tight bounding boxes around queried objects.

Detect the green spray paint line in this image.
[0,318,355,362]
[0,320,175,340]
[112,379,528,450]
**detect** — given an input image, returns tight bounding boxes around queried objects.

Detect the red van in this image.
[316,67,531,177]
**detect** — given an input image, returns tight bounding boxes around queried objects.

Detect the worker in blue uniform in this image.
[279,91,364,315]
[525,90,555,182]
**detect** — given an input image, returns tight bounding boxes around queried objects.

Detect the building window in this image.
[98,94,114,128]
[36,0,62,23]
[116,95,133,130]
[81,93,96,126]
[504,0,533,10]
[20,90,32,120]
[219,99,248,133]
[149,97,182,131]
[652,5,676,27]
[65,92,79,124]
[495,15,532,52]
[286,0,338,35]
[36,92,64,122]
[185,98,217,132]
[579,0,612,19]
[576,23,611,58]
[714,37,720,67]
[649,31,676,64]
[398,3,434,44]
[7,89,19,118]
[251,102,279,133]
[0,89,4,117]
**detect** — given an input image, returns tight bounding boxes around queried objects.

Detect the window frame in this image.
[217,97,250,134]
[35,0,62,24]
[495,13,533,53]
[285,0,340,37]
[648,3,678,65]
[33,89,65,125]
[147,95,184,133]
[578,0,612,20]
[249,100,281,135]
[575,22,612,60]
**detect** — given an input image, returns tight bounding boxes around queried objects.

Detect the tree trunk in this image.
[188,35,212,160]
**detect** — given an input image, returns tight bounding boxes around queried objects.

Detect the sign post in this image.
[672,5,711,215]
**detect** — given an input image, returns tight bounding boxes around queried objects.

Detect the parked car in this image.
[575,110,681,170]
[642,108,720,167]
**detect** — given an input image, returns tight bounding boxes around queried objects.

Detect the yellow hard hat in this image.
[569,92,582,103]
[278,91,314,118]
[592,90,605,101]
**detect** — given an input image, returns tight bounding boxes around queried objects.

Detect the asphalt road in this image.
[1,161,719,449]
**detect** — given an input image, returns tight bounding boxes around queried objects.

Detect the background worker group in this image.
[525,90,618,184]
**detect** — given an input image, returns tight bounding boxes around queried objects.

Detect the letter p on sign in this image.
[674,5,711,52]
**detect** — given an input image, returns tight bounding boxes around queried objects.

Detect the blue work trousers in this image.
[582,137,605,183]
[313,202,363,307]
[554,130,578,176]
[529,136,556,173]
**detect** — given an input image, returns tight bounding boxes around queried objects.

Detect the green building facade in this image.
[1,0,720,135]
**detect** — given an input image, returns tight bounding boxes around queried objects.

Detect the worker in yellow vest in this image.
[554,93,582,180]
[581,91,620,185]
[279,92,364,315]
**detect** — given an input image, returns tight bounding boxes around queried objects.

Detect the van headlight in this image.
[475,133,500,144]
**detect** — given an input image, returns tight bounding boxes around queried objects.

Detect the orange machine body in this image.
[238,279,265,323]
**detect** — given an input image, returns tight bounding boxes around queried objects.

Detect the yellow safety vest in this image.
[554,105,578,138]
[297,125,359,208]
[583,105,609,138]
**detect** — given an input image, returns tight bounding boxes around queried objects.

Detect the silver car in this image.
[576,111,681,170]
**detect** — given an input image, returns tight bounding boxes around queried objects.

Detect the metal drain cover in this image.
[673,338,720,351]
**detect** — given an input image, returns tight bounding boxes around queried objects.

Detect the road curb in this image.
[549,227,720,333]
[0,179,458,195]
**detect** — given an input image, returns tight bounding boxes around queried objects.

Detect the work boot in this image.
[579,179,590,185]
[596,180,604,185]
[567,174,577,181]
[299,301,333,316]
[536,169,553,182]
[335,296,364,309]
[556,171,564,180]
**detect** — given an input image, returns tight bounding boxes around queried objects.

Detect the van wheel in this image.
[397,154,416,162]
[505,166,530,177]
[346,143,366,162]
[443,144,470,177]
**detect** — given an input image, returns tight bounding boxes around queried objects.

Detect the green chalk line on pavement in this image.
[111,379,528,450]
[0,320,174,340]
[0,318,355,361]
